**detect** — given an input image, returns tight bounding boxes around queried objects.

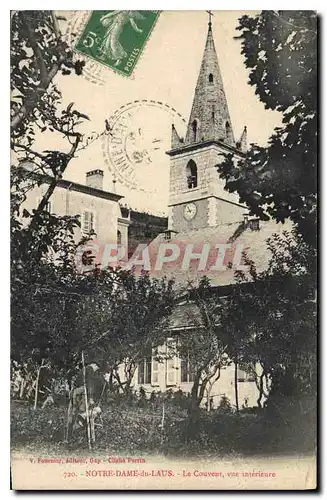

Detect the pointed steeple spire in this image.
[171,124,183,148]
[236,125,247,152]
[185,18,235,147]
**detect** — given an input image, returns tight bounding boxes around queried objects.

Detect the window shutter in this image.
[90,211,94,232]
[166,338,177,386]
[82,211,90,233]
[145,357,151,384]
[181,358,187,383]
[81,211,86,233]
[180,356,195,383]
[166,358,176,386]
[152,357,159,385]
[189,359,195,382]
[81,211,96,234]
[237,367,246,382]
[138,361,144,385]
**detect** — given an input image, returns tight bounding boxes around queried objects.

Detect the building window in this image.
[117,229,122,245]
[181,355,195,383]
[45,201,52,213]
[36,197,52,213]
[191,120,198,142]
[81,210,96,234]
[249,218,260,231]
[237,366,255,382]
[138,354,152,385]
[152,358,159,385]
[166,358,177,386]
[186,160,198,189]
[209,73,214,83]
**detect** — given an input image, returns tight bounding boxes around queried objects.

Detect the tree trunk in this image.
[108,370,114,392]
[124,362,136,395]
[34,359,45,410]
[257,372,264,408]
[205,387,210,412]
[160,403,165,444]
[202,367,221,411]
[187,373,202,440]
[82,351,92,450]
[234,360,239,412]
[189,373,201,415]
[19,378,25,399]
[112,369,125,393]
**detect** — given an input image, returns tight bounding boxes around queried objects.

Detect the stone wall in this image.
[22,183,120,246]
[172,198,209,233]
[116,357,259,409]
[168,144,244,232]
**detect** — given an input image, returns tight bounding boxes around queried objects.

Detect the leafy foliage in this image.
[70,268,176,391]
[11,10,122,377]
[11,11,85,135]
[11,401,316,456]
[218,11,317,247]
[219,229,316,410]
[173,278,229,416]
[10,12,177,408]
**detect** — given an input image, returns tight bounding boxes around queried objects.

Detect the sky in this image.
[35,10,283,216]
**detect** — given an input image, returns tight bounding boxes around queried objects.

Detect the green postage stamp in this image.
[74,10,160,77]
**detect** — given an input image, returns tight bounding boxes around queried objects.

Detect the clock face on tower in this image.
[183,203,197,221]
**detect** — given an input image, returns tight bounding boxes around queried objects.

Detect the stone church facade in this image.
[126,18,266,409]
[19,17,284,409]
[167,19,247,234]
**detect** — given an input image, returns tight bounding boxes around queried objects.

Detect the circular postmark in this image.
[64,10,106,86]
[101,100,186,194]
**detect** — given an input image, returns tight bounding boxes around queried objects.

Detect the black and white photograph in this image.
[10,9,317,490]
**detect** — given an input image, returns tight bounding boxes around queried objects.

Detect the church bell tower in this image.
[167,14,247,234]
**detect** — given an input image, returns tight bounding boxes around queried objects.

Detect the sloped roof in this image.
[168,301,202,330]
[143,218,293,289]
[18,163,123,202]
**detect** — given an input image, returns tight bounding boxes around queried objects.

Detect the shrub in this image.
[11,399,316,456]
[218,395,232,410]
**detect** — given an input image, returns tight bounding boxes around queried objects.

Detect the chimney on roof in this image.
[86,169,104,190]
[244,212,260,231]
[163,229,178,241]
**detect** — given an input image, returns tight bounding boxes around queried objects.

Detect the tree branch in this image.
[270,11,317,35]
[11,56,67,132]
[23,15,48,87]
[11,11,68,132]
[26,133,81,232]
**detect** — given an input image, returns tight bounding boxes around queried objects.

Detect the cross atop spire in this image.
[206,10,214,29]
[184,16,235,147]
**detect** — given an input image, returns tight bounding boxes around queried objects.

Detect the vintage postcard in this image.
[10,10,317,490]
